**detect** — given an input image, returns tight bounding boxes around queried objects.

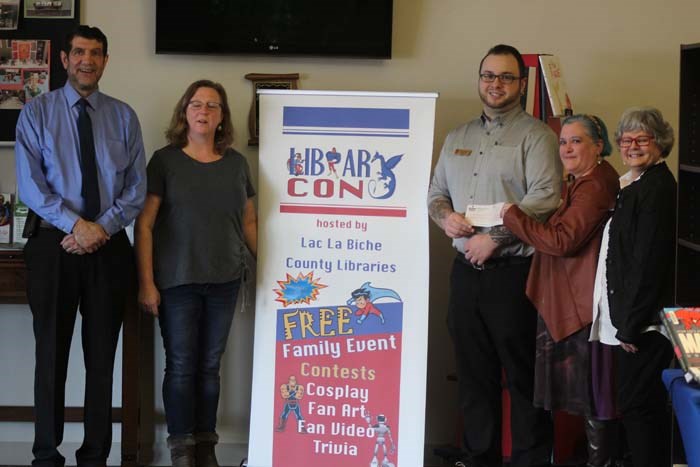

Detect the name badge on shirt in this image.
[454,148,472,156]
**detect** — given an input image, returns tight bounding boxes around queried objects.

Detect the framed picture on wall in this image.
[0,40,51,110]
[0,0,20,30]
[244,73,300,146]
[0,0,79,144]
[24,0,74,19]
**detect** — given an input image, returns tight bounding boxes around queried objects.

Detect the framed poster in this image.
[0,0,79,144]
[0,40,51,110]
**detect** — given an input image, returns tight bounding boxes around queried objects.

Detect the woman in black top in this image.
[135,80,257,467]
[603,107,676,467]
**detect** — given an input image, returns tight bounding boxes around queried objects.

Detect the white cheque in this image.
[464,203,504,227]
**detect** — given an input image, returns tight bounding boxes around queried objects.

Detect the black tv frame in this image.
[155,0,393,59]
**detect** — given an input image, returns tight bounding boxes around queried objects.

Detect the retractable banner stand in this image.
[248,90,438,467]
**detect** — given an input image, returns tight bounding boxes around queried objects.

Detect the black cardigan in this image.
[606,161,677,344]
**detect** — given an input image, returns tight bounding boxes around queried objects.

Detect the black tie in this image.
[77,98,100,221]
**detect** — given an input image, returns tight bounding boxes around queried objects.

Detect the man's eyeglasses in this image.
[618,136,654,148]
[188,101,222,110]
[479,73,522,84]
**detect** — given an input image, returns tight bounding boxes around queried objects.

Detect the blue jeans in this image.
[158,280,241,435]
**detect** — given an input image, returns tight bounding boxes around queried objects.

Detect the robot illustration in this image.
[362,408,396,467]
[275,375,307,433]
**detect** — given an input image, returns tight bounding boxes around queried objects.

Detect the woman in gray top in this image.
[135,80,257,467]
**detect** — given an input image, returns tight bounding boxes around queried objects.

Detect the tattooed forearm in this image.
[488,225,517,246]
[428,198,453,226]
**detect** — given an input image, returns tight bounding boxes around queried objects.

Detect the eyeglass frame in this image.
[618,135,655,148]
[478,72,523,85]
[188,100,222,110]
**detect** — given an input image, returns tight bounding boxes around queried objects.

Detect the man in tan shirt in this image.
[427,44,562,467]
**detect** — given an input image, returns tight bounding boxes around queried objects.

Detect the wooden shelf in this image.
[677,44,700,305]
[0,249,27,303]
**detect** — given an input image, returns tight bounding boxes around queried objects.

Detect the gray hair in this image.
[615,107,674,157]
[561,114,612,157]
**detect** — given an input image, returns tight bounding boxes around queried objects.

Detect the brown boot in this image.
[195,432,220,467]
[275,417,287,432]
[167,435,196,467]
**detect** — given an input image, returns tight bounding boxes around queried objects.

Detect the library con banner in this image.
[248,90,437,467]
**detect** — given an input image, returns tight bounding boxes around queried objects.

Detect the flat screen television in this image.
[155,0,393,59]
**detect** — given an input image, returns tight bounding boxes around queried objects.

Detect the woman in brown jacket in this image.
[502,114,619,467]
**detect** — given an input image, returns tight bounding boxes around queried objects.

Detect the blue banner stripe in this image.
[284,126,408,134]
[283,131,408,138]
[283,107,409,129]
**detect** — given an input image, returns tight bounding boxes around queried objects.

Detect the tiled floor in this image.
[0,440,685,467]
[0,442,124,467]
[0,442,250,466]
[0,442,446,466]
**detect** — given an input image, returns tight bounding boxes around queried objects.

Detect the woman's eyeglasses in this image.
[188,101,222,110]
[618,136,654,148]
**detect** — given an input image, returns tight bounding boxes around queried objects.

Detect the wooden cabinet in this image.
[0,248,27,303]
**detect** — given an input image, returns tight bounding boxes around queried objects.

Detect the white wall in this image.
[1,0,700,454]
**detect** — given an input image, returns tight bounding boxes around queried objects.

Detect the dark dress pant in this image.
[24,228,134,467]
[448,255,552,467]
[614,330,674,467]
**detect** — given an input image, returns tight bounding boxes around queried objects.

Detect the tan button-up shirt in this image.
[427,105,562,257]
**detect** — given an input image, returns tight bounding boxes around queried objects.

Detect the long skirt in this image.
[533,317,617,419]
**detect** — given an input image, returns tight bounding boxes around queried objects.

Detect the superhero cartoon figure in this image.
[287,152,304,175]
[346,282,402,326]
[275,375,307,433]
[352,288,384,324]
[325,146,341,178]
